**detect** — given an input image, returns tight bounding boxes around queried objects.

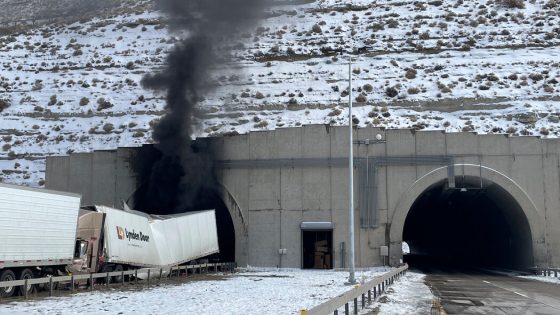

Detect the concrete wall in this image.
[210,127,560,268]
[45,127,560,268]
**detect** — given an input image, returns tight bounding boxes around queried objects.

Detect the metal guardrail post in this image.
[334,310,338,315]
[353,298,358,314]
[135,270,138,284]
[361,294,365,309]
[49,277,54,296]
[90,273,94,291]
[71,274,75,292]
[24,279,28,300]
[344,303,349,315]
[368,290,371,303]
[147,269,151,285]
[106,272,110,286]
[122,270,125,286]
[159,268,163,281]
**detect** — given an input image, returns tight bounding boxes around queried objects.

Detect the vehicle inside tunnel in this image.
[402,176,533,271]
[130,144,236,263]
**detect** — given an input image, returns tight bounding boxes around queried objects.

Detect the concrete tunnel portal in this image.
[402,175,534,270]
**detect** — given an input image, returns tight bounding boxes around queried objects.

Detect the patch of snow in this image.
[359,271,433,315]
[519,275,560,285]
[0,267,392,315]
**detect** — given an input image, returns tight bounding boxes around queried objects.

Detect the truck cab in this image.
[68,209,105,275]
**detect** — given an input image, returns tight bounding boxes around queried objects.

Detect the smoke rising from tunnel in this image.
[138,0,266,213]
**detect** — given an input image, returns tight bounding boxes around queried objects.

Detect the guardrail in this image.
[303,264,409,315]
[0,262,236,300]
[530,267,560,278]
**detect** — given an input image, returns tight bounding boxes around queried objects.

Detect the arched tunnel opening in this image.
[402,176,533,271]
[130,144,236,263]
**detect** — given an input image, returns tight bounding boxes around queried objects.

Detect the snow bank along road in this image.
[0,267,426,315]
[425,269,560,314]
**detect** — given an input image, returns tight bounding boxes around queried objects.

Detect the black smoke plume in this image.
[135,0,266,213]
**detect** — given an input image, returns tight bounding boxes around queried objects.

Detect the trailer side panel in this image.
[0,183,81,267]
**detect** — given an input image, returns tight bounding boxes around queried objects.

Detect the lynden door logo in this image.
[116,226,125,240]
[116,226,150,242]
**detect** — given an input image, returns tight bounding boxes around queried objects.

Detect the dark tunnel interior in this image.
[130,144,236,262]
[403,176,533,271]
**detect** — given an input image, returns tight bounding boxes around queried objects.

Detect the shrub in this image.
[498,0,525,9]
[355,94,367,103]
[48,95,57,106]
[405,68,417,79]
[407,87,420,94]
[96,98,113,111]
[102,123,114,133]
[0,99,10,112]
[385,86,399,98]
[363,84,373,92]
[79,97,89,106]
[311,24,322,33]
[529,73,544,81]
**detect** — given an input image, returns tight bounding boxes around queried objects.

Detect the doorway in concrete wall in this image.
[402,176,534,271]
[302,230,333,269]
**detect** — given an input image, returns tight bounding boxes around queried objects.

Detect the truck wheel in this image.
[101,265,112,284]
[18,269,36,296]
[0,269,17,298]
[112,265,124,283]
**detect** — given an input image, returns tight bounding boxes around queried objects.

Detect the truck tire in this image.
[100,265,112,284]
[112,265,124,283]
[0,269,17,298]
[18,269,36,296]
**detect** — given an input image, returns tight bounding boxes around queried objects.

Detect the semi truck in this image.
[69,205,220,279]
[0,183,82,297]
[0,183,220,297]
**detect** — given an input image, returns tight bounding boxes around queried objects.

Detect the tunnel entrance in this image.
[130,144,236,263]
[402,176,533,271]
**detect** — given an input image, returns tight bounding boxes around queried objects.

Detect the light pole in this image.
[347,56,356,285]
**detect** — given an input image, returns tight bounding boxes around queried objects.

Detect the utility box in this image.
[380,246,389,257]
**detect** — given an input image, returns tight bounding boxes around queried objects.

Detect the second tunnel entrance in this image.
[402,176,533,271]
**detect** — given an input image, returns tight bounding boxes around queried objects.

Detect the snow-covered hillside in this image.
[0,0,559,185]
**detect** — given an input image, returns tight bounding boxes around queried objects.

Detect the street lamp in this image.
[347,56,356,285]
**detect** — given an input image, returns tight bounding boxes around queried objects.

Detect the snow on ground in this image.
[0,267,392,315]
[519,275,560,285]
[359,271,433,315]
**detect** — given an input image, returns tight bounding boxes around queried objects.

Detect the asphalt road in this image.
[422,269,560,314]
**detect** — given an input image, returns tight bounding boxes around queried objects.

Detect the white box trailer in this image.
[0,183,81,297]
[70,205,220,276]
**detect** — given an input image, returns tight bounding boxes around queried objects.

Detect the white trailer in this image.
[0,183,81,297]
[70,206,220,278]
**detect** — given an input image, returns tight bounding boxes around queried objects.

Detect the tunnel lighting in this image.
[460,188,468,192]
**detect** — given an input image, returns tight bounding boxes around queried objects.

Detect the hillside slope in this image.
[0,0,559,185]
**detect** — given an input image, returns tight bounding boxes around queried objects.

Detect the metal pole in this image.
[348,56,356,285]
